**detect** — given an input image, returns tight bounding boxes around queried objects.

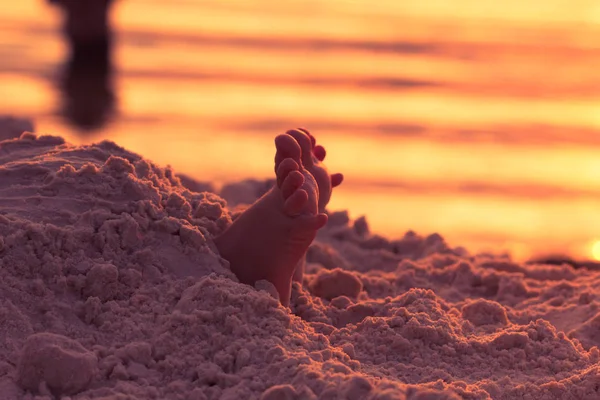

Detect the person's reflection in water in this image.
[49,0,117,132]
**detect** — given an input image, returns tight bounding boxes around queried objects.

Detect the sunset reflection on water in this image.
[1,0,600,261]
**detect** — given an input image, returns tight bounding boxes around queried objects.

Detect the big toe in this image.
[275,134,302,172]
[298,128,317,148]
[286,128,314,167]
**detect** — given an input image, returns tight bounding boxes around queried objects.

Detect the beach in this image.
[2,128,600,399]
[2,0,600,260]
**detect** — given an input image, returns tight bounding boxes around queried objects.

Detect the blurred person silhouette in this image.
[49,0,117,132]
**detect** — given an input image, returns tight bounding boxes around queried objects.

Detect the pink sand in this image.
[1,128,600,399]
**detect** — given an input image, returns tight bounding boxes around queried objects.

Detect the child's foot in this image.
[214,131,338,306]
[283,129,344,283]
[282,129,344,213]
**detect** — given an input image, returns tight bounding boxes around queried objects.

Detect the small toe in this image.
[281,170,304,199]
[286,129,314,167]
[276,158,300,188]
[295,213,328,231]
[283,188,309,216]
[314,145,326,161]
[331,173,344,188]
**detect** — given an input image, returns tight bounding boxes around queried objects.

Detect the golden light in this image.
[592,240,600,261]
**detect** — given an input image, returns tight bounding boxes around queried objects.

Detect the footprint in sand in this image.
[215,129,343,306]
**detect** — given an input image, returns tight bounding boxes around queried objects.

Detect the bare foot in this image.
[214,131,337,306]
[284,129,344,283]
[284,129,343,213]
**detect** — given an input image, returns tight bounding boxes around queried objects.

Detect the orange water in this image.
[2,0,600,260]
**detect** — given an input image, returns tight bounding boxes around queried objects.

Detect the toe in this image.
[276,158,300,188]
[275,134,302,172]
[295,213,328,231]
[281,170,304,199]
[283,188,309,216]
[286,129,314,167]
[314,145,326,161]
[298,128,317,148]
[331,173,344,188]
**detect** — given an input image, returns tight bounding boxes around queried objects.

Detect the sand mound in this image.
[0,117,34,142]
[1,133,600,399]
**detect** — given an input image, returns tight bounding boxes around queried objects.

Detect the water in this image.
[2,0,600,260]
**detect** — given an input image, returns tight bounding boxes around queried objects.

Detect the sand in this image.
[1,127,600,399]
[0,118,34,142]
